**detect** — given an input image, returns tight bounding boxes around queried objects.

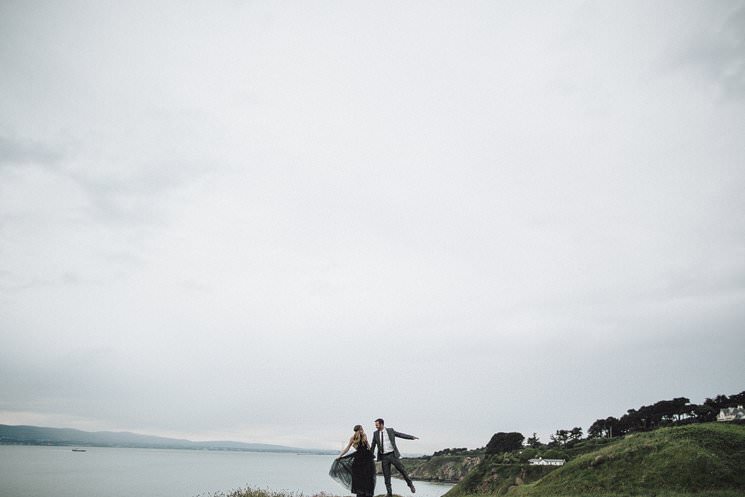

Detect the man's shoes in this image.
[409,483,416,494]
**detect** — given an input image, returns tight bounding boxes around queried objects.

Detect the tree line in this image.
[485,428,585,454]
[587,390,745,439]
[431,389,745,459]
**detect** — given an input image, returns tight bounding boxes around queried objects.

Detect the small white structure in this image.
[717,405,745,422]
[529,457,565,466]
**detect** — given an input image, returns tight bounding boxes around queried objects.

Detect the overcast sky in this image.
[1,0,744,454]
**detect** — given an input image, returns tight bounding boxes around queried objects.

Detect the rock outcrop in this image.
[378,455,483,483]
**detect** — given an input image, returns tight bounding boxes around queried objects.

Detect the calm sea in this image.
[0,445,454,497]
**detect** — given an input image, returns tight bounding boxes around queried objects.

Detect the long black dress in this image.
[329,443,376,497]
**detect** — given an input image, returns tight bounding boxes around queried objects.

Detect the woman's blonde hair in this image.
[352,424,369,448]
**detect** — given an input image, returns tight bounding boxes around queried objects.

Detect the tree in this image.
[485,432,525,454]
[650,397,691,424]
[549,427,582,447]
[730,391,745,406]
[526,433,542,448]
[550,430,570,447]
[588,419,605,439]
[705,394,731,410]
[692,404,716,423]
[519,447,539,462]
[604,417,622,437]
[432,447,468,457]
[620,409,644,433]
[707,391,745,409]
[569,427,583,442]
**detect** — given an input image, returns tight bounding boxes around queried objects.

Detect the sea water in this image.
[0,445,454,497]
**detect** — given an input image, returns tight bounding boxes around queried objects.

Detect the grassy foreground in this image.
[200,488,332,497]
[201,490,406,497]
[205,488,745,497]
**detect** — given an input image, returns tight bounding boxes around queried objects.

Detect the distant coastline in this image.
[0,424,336,455]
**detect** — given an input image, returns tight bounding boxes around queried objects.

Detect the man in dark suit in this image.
[369,418,418,497]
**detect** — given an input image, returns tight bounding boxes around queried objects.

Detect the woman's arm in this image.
[337,436,354,458]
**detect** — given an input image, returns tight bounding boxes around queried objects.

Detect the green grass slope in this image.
[445,462,556,496]
[512,423,745,497]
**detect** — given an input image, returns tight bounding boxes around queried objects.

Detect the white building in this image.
[529,457,565,466]
[717,405,745,422]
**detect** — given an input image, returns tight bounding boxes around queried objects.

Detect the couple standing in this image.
[329,418,418,497]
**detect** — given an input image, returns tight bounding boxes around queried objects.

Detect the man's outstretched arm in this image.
[393,430,419,440]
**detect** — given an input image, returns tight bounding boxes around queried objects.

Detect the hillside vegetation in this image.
[445,462,556,496]
[447,423,745,497]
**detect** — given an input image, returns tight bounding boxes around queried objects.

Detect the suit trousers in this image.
[380,452,412,494]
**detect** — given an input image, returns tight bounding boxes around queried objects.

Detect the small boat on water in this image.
[71,448,87,452]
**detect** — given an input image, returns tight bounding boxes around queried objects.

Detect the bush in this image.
[520,448,539,462]
[540,449,566,460]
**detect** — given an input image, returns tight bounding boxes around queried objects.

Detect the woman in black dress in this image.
[329,424,376,497]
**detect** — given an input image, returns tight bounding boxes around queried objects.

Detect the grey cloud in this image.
[668,3,745,98]
[1,140,211,228]
[96,250,148,269]
[0,270,92,294]
[0,135,64,166]
[715,4,745,96]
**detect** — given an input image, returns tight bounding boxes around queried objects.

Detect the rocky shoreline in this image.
[375,455,483,483]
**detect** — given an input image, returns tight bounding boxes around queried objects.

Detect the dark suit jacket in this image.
[370,427,416,460]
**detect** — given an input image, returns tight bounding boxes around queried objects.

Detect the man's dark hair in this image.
[375,418,385,425]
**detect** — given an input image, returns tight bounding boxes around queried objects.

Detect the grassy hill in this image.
[445,462,556,496]
[446,423,745,497]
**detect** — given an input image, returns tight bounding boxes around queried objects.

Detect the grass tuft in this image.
[199,488,408,497]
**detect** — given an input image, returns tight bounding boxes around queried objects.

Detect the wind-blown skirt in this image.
[329,450,376,496]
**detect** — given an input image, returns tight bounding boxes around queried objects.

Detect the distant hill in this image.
[445,423,745,497]
[0,424,335,455]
